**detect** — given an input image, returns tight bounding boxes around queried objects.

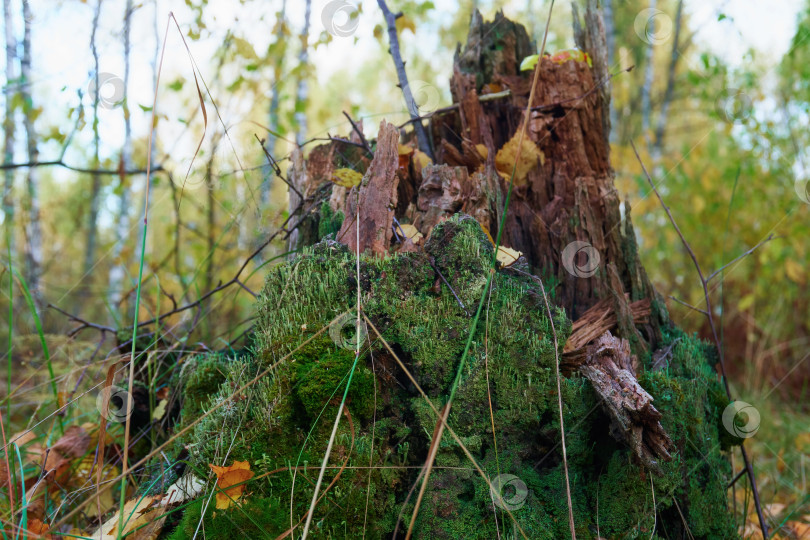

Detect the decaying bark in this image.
[580,332,673,474]
[562,296,651,372]
[337,121,400,256]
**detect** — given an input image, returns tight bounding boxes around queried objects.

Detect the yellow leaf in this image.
[479,224,495,245]
[332,168,363,188]
[495,132,544,187]
[209,460,254,510]
[475,144,488,159]
[152,399,168,421]
[395,15,416,34]
[496,246,522,267]
[95,495,165,540]
[397,223,423,243]
[737,293,755,312]
[785,258,805,284]
[794,432,810,453]
[232,37,257,60]
[413,150,432,173]
[519,54,539,72]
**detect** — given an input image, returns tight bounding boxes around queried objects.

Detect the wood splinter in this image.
[579,331,673,475]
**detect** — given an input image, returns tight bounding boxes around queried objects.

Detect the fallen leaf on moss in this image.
[396,223,423,243]
[479,224,495,245]
[497,246,522,267]
[152,399,167,420]
[332,168,363,188]
[95,495,165,540]
[27,518,51,539]
[209,460,254,509]
[9,430,36,447]
[163,474,206,506]
[495,132,544,187]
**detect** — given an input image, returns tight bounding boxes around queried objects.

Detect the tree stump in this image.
[163,10,739,540]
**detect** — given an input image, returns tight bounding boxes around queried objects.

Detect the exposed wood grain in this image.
[337,120,400,256]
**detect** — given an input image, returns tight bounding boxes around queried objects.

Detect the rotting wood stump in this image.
[164,9,739,539]
[285,7,679,472]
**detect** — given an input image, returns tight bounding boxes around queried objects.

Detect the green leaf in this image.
[519,54,539,72]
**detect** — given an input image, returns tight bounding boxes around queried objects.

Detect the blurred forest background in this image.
[1,0,809,536]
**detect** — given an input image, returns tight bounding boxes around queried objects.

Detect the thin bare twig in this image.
[630,139,769,539]
[254,133,303,201]
[47,303,116,336]
[667,295,708,316]
[707,234,776,282]
[342,111,374,156]
[427,256,469,317]
[376,0,433,160]
[0,159,163,175]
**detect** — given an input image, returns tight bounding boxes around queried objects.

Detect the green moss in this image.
[176,354,231,419]
[317,201,344,241]
[168,213,735,538]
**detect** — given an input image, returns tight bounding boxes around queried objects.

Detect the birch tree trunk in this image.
[288,0,311,253]
[108,0,133,309]
[293,0,311,147]
[640,0,655,146]
[84,0,103,275]
[262,0,286,209]
[651,0,683,171]
[2,0,15,254]
[602,0,617,144]
[21,0,42,308]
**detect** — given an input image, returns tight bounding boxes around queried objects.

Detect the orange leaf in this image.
[27,518,51,539]
[209,460,254,509]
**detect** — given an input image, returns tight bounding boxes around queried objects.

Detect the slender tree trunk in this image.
[640,0,655,145]
[262,0,286,209]
[204,150,216,309]
[2,0,15,254]
[294,0,311,147]
[377,0,432,159]
[288,0,311,253]
[108,0,133,310]
[602,0,617,144]
[21,0,42,308]
[651,0,683,170]
[85,0,103,275]
[134,0,159,272]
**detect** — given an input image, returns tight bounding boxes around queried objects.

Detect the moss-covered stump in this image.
[166,215,735,539]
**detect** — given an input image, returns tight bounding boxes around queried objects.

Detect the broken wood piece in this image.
[337,121,400,256]
[561,296,651,371]
[579,331,673,475]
